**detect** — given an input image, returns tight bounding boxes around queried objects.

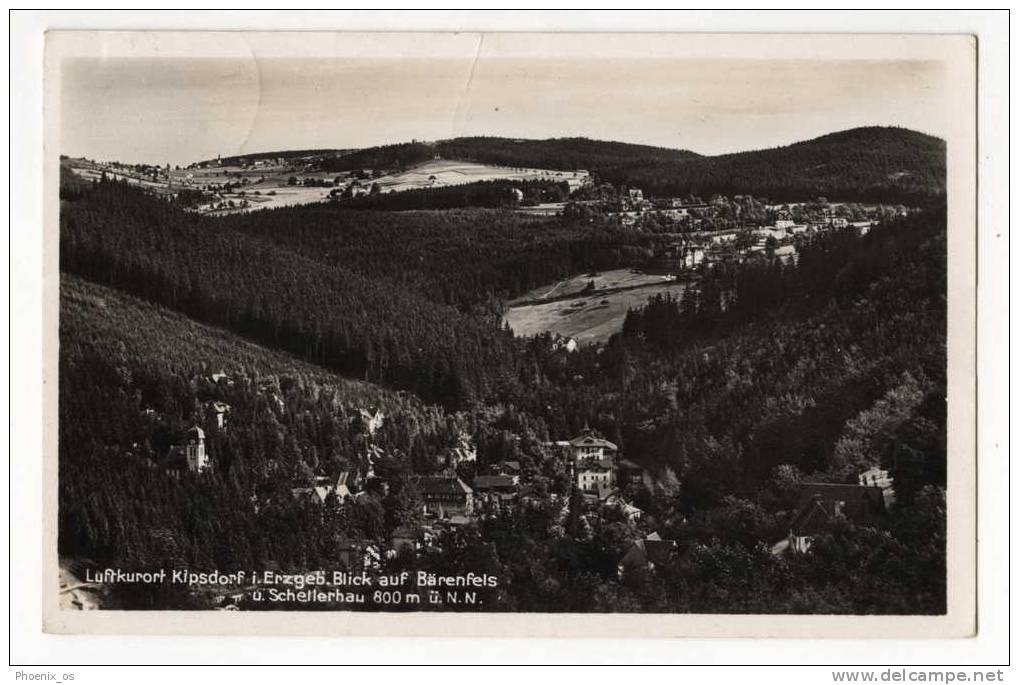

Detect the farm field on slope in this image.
[374,159,589,193]
[69,158,590,215]
[510,268,678,304]
[504,278,689,345]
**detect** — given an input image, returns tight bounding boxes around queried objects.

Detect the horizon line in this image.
[63,124,943,168]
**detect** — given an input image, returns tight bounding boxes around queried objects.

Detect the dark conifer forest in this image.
[58,130,949,614]
[215,127,944,204]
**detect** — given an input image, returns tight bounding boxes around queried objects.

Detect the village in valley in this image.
[132,364,899,610]
[59,125,946,614]
[64,151,903,352]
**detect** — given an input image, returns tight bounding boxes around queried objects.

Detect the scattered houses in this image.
[709,229,739,244]
[291,472,356,506]
[772,479,889,555]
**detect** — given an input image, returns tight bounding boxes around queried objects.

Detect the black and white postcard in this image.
[41,30,977,638]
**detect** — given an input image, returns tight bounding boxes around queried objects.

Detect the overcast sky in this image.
[61,55,948,165]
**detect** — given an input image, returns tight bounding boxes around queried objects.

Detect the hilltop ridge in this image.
[198,126,944,204]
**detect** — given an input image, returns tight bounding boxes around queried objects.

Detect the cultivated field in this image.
[68,158,590,215]
[511,268,678,304]
[504,278,690,346]
[374,159,587,193]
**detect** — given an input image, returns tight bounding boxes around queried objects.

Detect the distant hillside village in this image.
[555,191,893,276]
[62,151,910,234]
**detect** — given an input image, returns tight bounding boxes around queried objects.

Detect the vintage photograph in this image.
[45,31,975,632]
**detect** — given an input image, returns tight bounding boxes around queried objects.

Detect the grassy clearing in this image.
[375,159,587,193]
[69,158,588,215]
[504,280,689,345]
[510,268,678,304]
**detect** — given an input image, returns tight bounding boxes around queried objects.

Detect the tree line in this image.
[60,177,519,408]
[58,170,948,613]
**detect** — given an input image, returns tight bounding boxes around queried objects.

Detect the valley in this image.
[57,126,949,614]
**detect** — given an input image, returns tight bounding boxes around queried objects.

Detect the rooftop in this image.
[414,476,473,496]
[569,431,618,451]
[788,482,887,535]
[473,475,518,490]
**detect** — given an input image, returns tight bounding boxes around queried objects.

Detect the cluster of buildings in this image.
[544,428,654,501]
[163,399,901,585]
[650,210,874,274]
[771,467,897,555]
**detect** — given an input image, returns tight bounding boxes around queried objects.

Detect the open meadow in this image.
[374,159,588,193]
[510,268,678,304]
[504,277,690,345]
[68,157,589,215]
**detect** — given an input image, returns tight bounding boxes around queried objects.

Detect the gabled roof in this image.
[569,432,618,450]
[787,498,835,537]
[619,535,677,570]
[788,482,887,535]
[414,476,473,496]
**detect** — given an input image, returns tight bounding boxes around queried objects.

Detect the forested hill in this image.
[221,127,942,204]
[312,136,702,174]
[594,126,946,204]
[59,275,466,569]
[213,148,353,166]
[436,137,703,172]
[218,205,653,309]
[59,178,519,408]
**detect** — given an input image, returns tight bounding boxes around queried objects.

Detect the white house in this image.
[566,429,618,465]
[567,429,619,493]
[168,425,210,474]
[576,460,615,494]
